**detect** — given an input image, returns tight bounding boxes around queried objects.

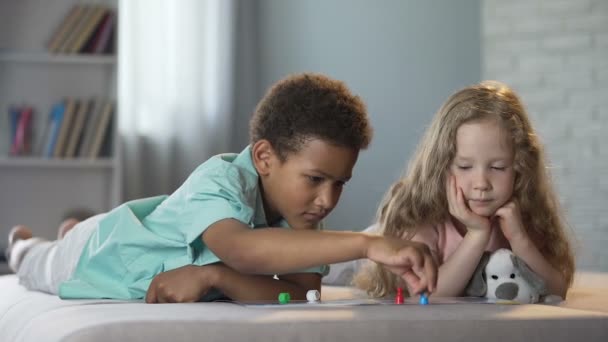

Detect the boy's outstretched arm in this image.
[202,219,436,294]
[214,269,321,302]
[146,264,320,303]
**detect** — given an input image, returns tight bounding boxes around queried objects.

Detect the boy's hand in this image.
[146,265,218,303]
[494,200,528,244]
[366,236,437,295]
[446,174,491,233]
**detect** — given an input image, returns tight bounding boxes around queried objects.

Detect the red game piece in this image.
[395,288,404,304]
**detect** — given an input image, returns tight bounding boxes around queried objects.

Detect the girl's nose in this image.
[473,170,491,191]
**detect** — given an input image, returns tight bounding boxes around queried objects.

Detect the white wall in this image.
[483,0,608,271]
[232,0,481,230]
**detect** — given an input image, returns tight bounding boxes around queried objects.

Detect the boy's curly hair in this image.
[250,73,372,160]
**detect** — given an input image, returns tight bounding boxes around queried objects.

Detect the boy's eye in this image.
[335,181,346,188]
[307,176,324,184]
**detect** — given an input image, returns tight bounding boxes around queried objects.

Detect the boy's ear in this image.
[251,140,278,176]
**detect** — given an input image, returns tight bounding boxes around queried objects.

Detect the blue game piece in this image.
[419,293,429,305]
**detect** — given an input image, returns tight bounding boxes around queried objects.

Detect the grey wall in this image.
[232,0,481,230]
[483,0,608,272]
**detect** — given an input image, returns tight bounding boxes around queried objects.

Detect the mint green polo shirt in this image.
[59,146,328,300]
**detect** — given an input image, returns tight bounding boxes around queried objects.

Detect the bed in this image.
[1,272,607,342]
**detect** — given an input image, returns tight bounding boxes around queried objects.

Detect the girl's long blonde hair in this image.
[354,81,575,297]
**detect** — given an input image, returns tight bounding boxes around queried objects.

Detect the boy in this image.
[7,73,436,303]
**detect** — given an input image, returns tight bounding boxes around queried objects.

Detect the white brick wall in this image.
[483,0,608,271]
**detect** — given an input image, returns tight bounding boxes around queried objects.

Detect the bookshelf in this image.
[0,0,120,253]
[0,51,116,65]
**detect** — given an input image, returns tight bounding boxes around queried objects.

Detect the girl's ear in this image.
[251,139,277,176]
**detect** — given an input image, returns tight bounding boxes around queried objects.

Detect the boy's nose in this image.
[315,186,339,211]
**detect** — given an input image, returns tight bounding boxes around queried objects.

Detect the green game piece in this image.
[278,292,291,304]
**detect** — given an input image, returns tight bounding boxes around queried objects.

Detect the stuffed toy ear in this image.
[510,254,548,296]
[464,252,492,297]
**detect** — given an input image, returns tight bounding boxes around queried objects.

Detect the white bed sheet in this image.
[1,273,608,342]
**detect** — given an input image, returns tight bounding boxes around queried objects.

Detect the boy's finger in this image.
[402,271,422,294]
[407,253,436,294]
[413,266,430,294]
[157,292,168,304]
[424,253,437,293]
[145,283,157,303]
[403,247,423,269]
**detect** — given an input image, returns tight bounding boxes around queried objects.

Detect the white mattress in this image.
[1,273,608,342]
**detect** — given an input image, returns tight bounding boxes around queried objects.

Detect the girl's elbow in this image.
[549,279,568,299]
[557,284,569,299]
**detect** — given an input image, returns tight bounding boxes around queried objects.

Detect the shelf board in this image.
[0,51,116,65]
[0,157,115,169]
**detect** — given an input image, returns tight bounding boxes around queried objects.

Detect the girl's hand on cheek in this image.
[446,174,490,233]
[494,201,527,243]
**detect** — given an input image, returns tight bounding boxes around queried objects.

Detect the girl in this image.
[354,80,574,298]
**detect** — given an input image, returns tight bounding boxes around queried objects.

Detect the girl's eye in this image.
[491,166,506,171]
[457,166,472,170]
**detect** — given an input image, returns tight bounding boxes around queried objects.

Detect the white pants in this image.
[14,214,104,294]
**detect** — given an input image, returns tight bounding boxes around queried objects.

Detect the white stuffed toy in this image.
[465,248,550,304]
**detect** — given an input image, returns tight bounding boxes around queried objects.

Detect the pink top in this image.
[409,218,510,265]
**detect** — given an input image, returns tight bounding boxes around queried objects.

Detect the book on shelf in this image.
[59,97,115,159]
[77,99,100,158]
[88,100,114,159]
[8,106,34,156]
[47,4,85,53]
[84,10,116,54]
[42,102,66,158]
[8,106,20,149]
[67,6,108,54]
[53,98,77,158]
[57,5,97,54]
[47,4,116,55]
[64,99,92,158]
[6,98,114,160]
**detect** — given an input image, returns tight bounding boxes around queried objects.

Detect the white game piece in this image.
[306,289,321,302]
